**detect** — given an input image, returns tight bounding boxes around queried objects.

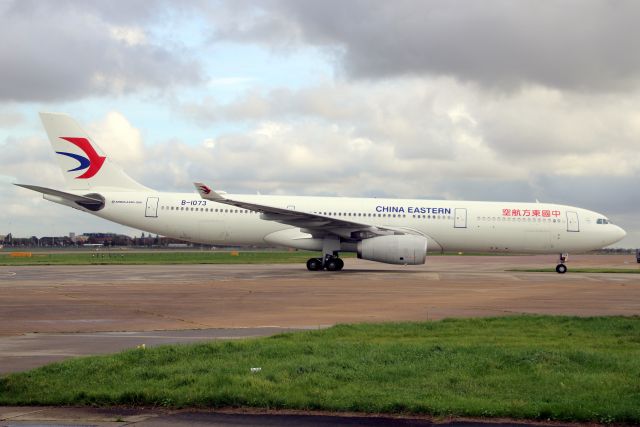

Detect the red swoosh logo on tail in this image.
[199,185,212,195]
[60,137,106,179]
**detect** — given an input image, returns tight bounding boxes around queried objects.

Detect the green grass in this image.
[2,316,639,423]
[0,251,353,266]
[509,268,640,274]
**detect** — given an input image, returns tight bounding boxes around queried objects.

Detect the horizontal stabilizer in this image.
[14,184,103,205]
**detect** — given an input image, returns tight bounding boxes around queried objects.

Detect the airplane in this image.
[16,112,626,273]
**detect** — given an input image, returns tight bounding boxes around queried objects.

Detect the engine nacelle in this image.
[357,235,428,265]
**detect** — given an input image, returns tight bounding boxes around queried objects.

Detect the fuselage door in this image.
[145,197,159,218]
[454,208,467,228]
[566,211,579,232]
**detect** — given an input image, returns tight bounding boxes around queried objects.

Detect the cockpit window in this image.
[597,218,610,224]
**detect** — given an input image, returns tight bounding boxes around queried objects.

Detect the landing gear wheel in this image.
[556,264,567,274]
[326,257,344,272]
[326,259,339,271]
[306,258,323,271]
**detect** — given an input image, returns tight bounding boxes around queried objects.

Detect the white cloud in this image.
[87,112,145,168]
[177,78,640,181]
[109,25,147,46]
[208,77,256,87]
[0,1,202,101]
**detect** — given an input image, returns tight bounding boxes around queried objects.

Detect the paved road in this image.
[1,255,638,373]
[0,406,574,426]
[1,256,635,426]
[1,256,638,337]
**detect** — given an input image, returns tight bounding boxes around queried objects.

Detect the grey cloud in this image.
[1,136,53,163]
[0,0,203,101]
[214,0,640,92]
[177,80,471,161]
[434,178,536,204]
[533,175,640,217]
[177,79,640,174]
[0,110,25,127]
[6,0,162,24]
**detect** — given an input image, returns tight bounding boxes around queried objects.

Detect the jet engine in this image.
[357,235,428,265]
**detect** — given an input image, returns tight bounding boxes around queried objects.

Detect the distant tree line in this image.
[0,232,197,248]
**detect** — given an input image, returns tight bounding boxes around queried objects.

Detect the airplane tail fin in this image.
[39,112,149,191]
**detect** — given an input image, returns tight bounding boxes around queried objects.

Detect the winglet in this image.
[194,182,225,201]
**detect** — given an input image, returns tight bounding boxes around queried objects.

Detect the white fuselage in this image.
[66,191,626,254]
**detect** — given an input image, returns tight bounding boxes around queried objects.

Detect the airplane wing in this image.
[194,182,409,240]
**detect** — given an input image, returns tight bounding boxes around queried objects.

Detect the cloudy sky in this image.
[1,0,638,247]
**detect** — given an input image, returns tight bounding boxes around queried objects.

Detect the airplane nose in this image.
[615,225,626,241]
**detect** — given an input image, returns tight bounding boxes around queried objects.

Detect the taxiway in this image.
[1,254,638,374]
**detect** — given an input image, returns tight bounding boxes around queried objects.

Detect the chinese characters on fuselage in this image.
[502,208,560,218]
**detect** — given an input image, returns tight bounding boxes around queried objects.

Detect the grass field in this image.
[1,316,639,423]
[0,251,355,265]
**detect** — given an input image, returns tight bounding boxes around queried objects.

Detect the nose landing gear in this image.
[556,253,568,274]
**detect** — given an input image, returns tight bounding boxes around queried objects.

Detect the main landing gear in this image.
[306,256,344,271]
[307,236,344,271]
[556,253,568,274]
